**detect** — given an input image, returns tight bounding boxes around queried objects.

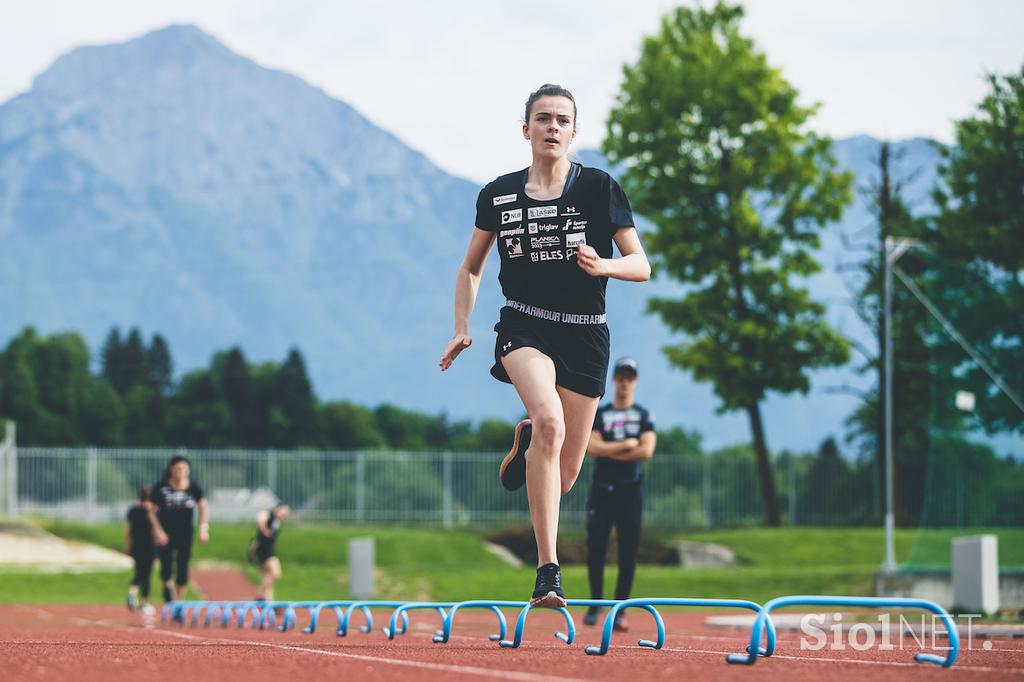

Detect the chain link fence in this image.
[2,439,880,528]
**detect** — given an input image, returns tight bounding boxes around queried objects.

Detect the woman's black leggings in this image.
[131,549,155,597]
[158,530,193,586]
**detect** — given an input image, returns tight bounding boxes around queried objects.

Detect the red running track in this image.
[2,605,1022,681]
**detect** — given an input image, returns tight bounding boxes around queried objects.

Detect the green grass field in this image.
[1,521,1021,606]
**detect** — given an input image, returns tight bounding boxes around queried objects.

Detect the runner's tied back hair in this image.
[524,84,577,127]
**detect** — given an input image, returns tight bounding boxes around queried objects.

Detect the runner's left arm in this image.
[577,227,650,281]
[197,498,210,545]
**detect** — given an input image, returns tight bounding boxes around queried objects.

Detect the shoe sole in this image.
[498,419,531,491]
[529,591,566,609]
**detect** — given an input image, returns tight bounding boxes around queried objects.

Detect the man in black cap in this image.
[582,357,657,630]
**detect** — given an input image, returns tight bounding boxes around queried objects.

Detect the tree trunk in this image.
[746,400,781,526]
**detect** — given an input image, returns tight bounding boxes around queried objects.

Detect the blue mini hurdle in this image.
[725,595,959,667]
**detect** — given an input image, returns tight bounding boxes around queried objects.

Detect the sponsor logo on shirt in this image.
[563,206,581,216]
[531,250,565,262]
[531,236,561,249]
[160,487,196,509]
[563,218,588,231]
[500,226,524,237]
[493,193,518,206]
[501,208,522,225]
[565,232,586,258]
[504,237,524,258]
[527,205,558,220]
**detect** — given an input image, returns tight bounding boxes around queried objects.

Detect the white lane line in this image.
[659,646,1024,675]
[46,611,592,682]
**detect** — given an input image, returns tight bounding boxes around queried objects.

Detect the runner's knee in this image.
[530,413,565,452]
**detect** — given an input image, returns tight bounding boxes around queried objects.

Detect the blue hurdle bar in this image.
[302,601,373,635]
[725,595,959,668]
[339,601,411,637]
[381,603,451,639]
[275,601,322,632]
[433,601,571,645]
[584,598,775,657]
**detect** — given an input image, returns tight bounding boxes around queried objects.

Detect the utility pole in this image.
[882,236,921,572]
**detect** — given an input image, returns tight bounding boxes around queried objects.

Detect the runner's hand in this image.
[577,244,609,277]
[440,335,472,371]
[199,528,209,545]
[154,529,169,547]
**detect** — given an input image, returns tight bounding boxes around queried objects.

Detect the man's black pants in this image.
[585,480,643,601]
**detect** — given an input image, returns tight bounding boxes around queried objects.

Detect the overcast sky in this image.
[1,0,1021,182]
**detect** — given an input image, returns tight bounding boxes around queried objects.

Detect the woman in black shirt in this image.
[150,455,209,603]
[252,503,290,601]
[124,485,155,613]
[440,84,650,606]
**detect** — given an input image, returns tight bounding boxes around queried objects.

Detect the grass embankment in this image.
[2,522,1020,605]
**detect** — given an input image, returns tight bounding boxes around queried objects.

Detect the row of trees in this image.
[603,1,1023,525]
[4,323,1020,527]
[0,327,500,450]
[0,325,703,457]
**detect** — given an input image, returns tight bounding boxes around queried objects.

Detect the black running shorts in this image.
[490,306,610,398]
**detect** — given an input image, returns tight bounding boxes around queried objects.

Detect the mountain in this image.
[0,25,945,452]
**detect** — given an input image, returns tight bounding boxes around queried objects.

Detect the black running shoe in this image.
[162,585,173,603]
[583,605,602,626]
[126,591,138,612]
[499,419,531,491]
[530,563,566,608]
[613,613,629,632]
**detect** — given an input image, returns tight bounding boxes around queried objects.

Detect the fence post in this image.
[702,451,711,527]
[788,456,797,526]
[2,422,16,517]
[442,451,453,529]
[267,449,277,494]
[86,446,98,522]
[355,451,366,523]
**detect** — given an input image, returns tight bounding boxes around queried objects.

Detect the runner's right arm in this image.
[441,227,496,371]
[256,510,272,538]
[146,500,169,546]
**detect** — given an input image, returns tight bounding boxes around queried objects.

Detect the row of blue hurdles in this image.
[163,594,959,667]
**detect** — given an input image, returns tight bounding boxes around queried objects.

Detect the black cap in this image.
[613,357,638,377]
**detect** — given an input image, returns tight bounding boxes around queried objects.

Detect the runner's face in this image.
[170,461,189,482]
[523,96,576,160]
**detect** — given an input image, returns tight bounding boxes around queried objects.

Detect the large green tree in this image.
[929,66,1024,434]
[603,1,851,525]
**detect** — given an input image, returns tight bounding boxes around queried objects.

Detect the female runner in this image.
[440,84,649,606]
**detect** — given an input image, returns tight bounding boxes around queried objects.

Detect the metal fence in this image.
[0,436,1015,529]
[1,437,871,528]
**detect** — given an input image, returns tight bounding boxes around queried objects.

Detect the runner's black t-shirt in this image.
[592,402,655,485]
[475,164,634,315]
[151,480,204,537]
[126,505,153,551]
[255,510,281,553]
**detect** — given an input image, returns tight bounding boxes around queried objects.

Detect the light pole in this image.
[882,236,921,573]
